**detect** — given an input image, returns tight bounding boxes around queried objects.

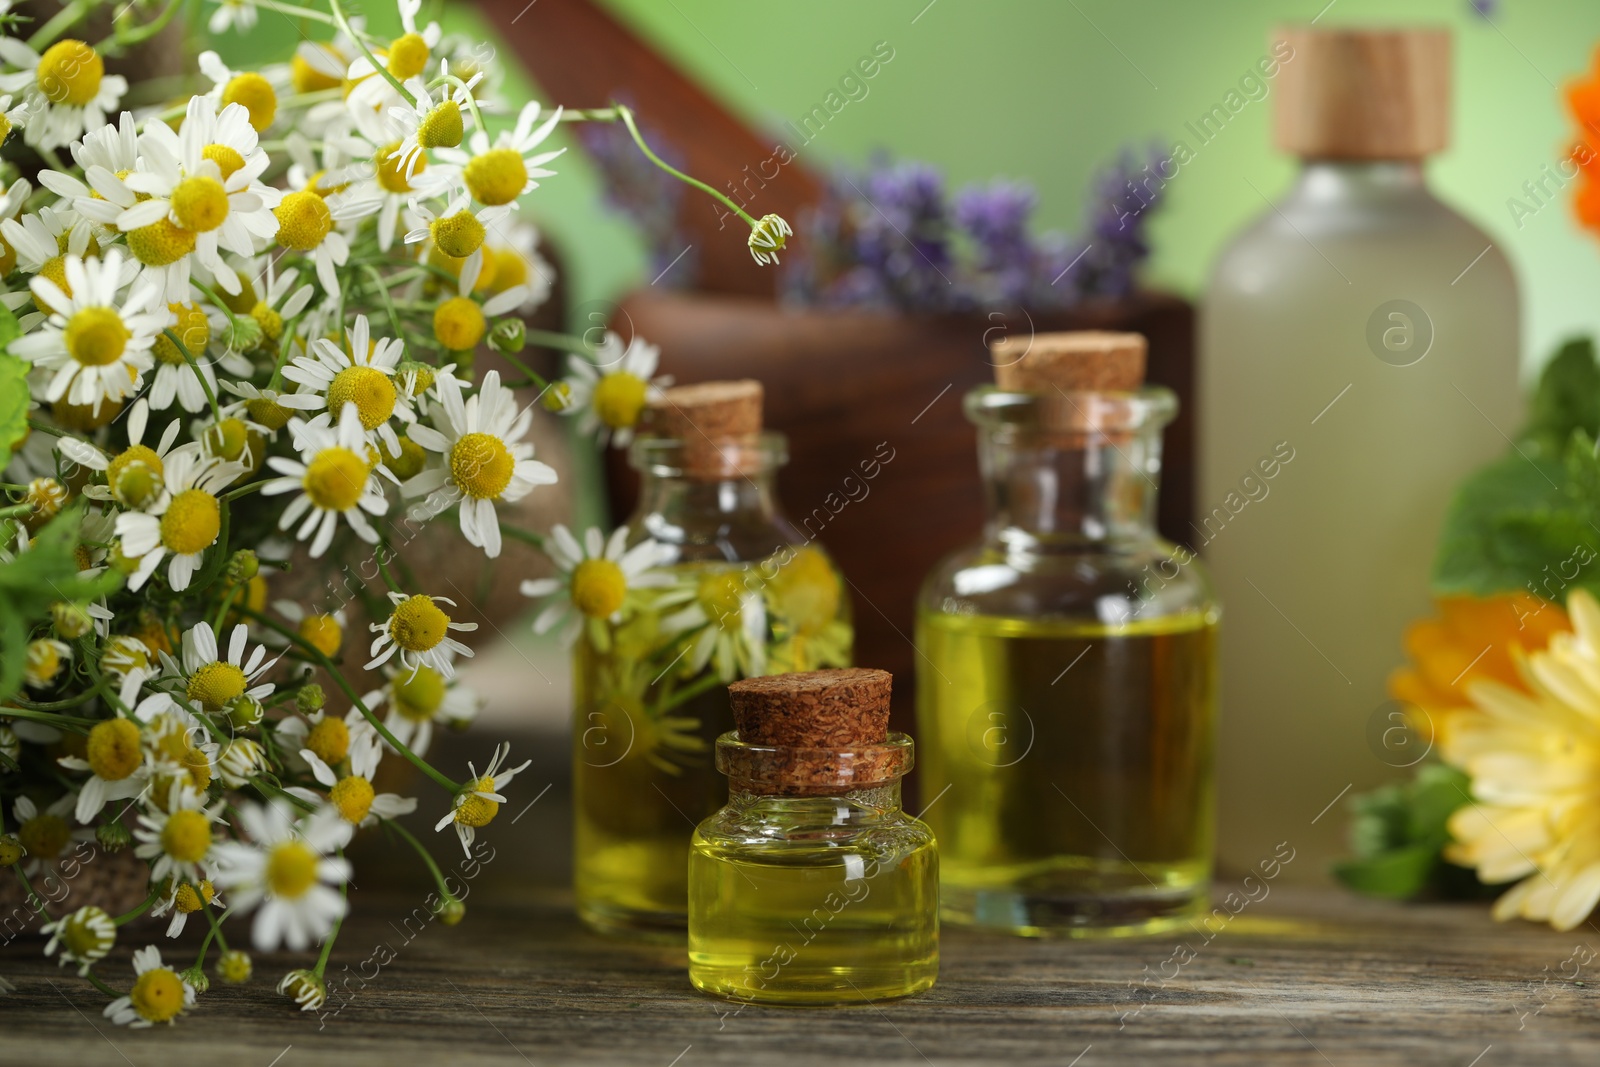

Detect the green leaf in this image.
[1333,841,1446,899]
[1431,450,1586,597]
[0,351,27,471]
[1523,336,1600,456]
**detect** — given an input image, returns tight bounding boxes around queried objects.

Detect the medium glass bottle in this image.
[689,669,938,1004]
[574,381,853,936]
[915,331,1220,936]
[1200,27,1520,871]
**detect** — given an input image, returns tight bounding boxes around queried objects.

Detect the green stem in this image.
[0,504,31,521]
[252,0,336,24]
[100,0,184,53]
[2,703,97,726]
[26,0,95,49]
[439,74,486,137]
[656,671,723,716]
[113,885,163,926]
[198,902,232,963]
[383,817,456,904]
[164,328,221,421]
[212,584,241,637]
[615,104,758,229]
[83,968,122,998]
[364,264,404,338]
[221,481,268,503]
[236,606,462,793]
[497,522,545,549]
[12,866,50,919]
[311,869,347,978]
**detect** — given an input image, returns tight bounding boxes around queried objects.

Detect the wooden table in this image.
[6,737,1599,1066]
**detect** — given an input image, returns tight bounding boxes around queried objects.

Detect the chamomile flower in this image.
[118,98,280,298]
[262,404,393,557]
[292,731,417,827]
[220,379,322,434]
[42,905,117,974]
[559,330,667,447]
[10,250,164,414]
[103,945,196,1027]
[13,793,94,874]
[520,524,672,650]
[276,706,368,772]
[57,398,185,509]
[133,781,225,885]
[273,184,357,297]
[270,599,348,660]
[36,111,141,228]
[160,623,280,719]
[0,176,31,273]
[148,300,246,413]
[365,656,479,757]
[427,255,528,354]
[24,637,71,688]
[0,38,127,150]
[281,314,414,456]
[327,122,425,251]
[657,564,770,682]
[0,93,29,145]
[404,190,510,275]
[224,258,314,360]
[428,99,565,207]
[388,60,481,178]
[151,879,220,938]
[746,212,793,266]
[366,591,477,679]
[211,800,353,952]
[57,716,148,824]
[434,742,531,857]
[344,0,442,111]
[405,369,557,558]
[278,968,325,1011]
[0,200,93,297]
[479,216,554,315]
[198,50,280,133]
[115,448,243,591]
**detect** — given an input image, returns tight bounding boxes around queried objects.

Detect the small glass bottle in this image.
[574,381,853,936]
[915,331,1220,936]
[689,669,938,1004]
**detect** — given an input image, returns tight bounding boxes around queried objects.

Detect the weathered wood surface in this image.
[5,738,1600,1066]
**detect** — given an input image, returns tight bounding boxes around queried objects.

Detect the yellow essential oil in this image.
[916,609,1218,936]
[573,409,852,938]
[688,669,938,1004]
[688,790,939,1004]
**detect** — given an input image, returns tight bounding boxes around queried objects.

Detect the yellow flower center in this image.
[389,595,449,652]
[151,723,213,793]
[274,190,332,251]
[0,234,15,275]
[488,247,528,293]
[448,431,513,499]
[64,306,128,367]
[171,175,230,233]
[160,489,221,555]
[37,40,103,107]
[218,950,252,983]
[107,443,164,496]
[127,218,198,267]
[306,716,349,765]
[203,417,249,462]
[295,615,342,660]
[392,664,445,722]
[375,141,420,194]
[541,380,572,413]
[330,775,375,823]
[245,395,292,431]
[33,255,71,315]
[454,776,499,827]
[19,813,69,859]
[58,908,113,958]
[86,718,142,781]
[326,365,396,430]
[772,547,841,635]
[160,810,212,863]
[174,880,215,913]
[432,296,485,351]
[463,147,526,206]
[419,99,463,149]
[187,661,246,711]
[383,434,427,481]
[698,570,747,631]
[0,115,12,146]
[386,32,430,79]
[592,371,648,431]
[250,301,283,347]
[264,840,318,899]
[130,967,186,1023]
[291,50,343,94]
[571,558,627,619]
[202,143,247,182]
[302,446,367,512]
[152,302,209,366]
[430,211,484,259]
[222,72,277,132]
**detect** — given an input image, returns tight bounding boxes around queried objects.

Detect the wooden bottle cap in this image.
[641,379,764,478]
[990,330,1147,393]
[729,668,891,748]
[1273,26,1451,160]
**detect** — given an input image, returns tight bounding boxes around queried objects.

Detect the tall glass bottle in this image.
[1200,27,1520,872]
[573,381,853,936]
[915,332,1220,936]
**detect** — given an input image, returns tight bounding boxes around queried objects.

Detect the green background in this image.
[223,0,1600,375]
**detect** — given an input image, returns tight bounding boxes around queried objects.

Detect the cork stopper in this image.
[721,669,905,795]
[1273,26,1451,160]
[990,331,1147,393]
[641,379,764,479]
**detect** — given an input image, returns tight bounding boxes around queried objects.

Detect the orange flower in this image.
[1564,49,1600,233]
[1388,594,1569,746]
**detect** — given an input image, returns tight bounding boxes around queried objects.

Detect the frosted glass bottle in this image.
[1200,27,1520,874]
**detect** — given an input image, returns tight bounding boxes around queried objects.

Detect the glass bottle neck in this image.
[727,781,903,813]
[1286,159,1431,204]
[978,425,1161,546]
[636,471,780,521]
